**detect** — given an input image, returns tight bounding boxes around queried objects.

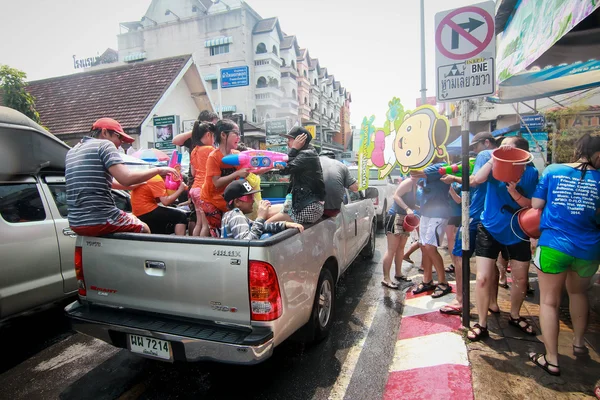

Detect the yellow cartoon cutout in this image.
[358,99,450,189]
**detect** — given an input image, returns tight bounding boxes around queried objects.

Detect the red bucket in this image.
[491,147,534,182]
[403,214,420,232]
[517,208,542,239]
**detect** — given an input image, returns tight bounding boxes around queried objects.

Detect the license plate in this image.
[128,334,172,361]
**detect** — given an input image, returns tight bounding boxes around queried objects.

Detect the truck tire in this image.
[361,220,376,259]
[377,201,387,229]
[307,268,335,343]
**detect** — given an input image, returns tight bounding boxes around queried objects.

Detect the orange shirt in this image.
[191,145,214,190]
[200,149,239,212]
[131,175,167,216]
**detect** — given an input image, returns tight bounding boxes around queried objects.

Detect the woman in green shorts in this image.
[529,133,600,376]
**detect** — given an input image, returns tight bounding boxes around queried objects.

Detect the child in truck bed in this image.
[221,180,304,240]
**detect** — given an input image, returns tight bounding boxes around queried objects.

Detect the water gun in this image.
[438,158,476,177]
[164,150,182,195]
[222,150,288,171]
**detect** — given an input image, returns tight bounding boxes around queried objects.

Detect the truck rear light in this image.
[74,246,86,297]
[249,260,282,321]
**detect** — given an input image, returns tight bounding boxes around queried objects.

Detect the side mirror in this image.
[364,187,379,199]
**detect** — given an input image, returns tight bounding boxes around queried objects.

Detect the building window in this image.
[291,60,296,69]
[292,89,297,99]
[257,77,267,88]
[281,87,286,97]
[268,77,279,87]
[303,70,307,78]
[314,78,317,85]
[211,80,218,90]
[256,43,267,54]
[281,58,286,67]
[272,45,278,55]
[304,97,308,104]
[252,109,256,123]
[315,102,318,110]
[210,44,230,56]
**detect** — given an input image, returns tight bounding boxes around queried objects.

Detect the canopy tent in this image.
[447,133,474,155]
[494,1,600,103]
[491,123,520,137]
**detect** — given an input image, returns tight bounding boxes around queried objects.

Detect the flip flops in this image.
[394,275,412,283]
[403,256,414,264]
[444,264,455,273]
[440,305,462,315]
[381,280,399,290]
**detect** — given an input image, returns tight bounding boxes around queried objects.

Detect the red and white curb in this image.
[383,284,474,399]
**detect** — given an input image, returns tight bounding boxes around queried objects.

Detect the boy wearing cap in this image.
[65,117,179,236]
[221,180,304,240]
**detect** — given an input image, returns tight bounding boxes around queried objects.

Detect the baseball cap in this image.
[469,132,494,149]
[223,179,262,204]
[279,126,312,145]
[91,118,135,144]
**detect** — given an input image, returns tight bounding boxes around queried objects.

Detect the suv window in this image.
[47,184,69,217]
[0,183,46,223]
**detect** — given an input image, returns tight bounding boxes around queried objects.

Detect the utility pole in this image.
[420,0,427,104]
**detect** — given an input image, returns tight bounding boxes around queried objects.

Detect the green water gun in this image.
[438,158,476,177]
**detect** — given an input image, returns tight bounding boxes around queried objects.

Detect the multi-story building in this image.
[106,0,351,154]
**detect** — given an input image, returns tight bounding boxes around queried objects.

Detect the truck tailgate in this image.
[79,235,251,326]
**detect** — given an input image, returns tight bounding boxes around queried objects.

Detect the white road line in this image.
[328,303,379,400]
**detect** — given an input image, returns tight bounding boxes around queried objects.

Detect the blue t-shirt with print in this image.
[469,150,493,225]
[420,163,451,218]
[481,164,539,245]
[534,164,600,260]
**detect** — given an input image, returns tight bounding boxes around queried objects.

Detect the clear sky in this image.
[0,0,489,126]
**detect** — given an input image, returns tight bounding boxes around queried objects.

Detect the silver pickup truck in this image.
[0,106,131,322]
[65,189,378,365]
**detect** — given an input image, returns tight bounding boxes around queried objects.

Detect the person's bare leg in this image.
[393,235,409,278]
[423,244,447,284]
[193,212,210,237]
[446,225,457,258]
[188,220,196,236]
[174,223,186,236]
[565,270,593,349]
[404,227,420,261]
[537,269,567,371]
[474,256,497,329]
[489,260,500,312]
[498,253,508,287]
[382,234,401,285]
[450,254,463,306]
[266,204,284,219]
[267,211,292,223]
[509,260,530,321]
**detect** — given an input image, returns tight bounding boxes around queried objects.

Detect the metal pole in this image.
[217,64,223,119]
[461,99,471,328]
[420,0,427,104]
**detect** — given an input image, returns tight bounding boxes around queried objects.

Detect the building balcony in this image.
[278,100,299,117]
[299,104,311,122]
[280,65,298,77]
[255,86,283,109]
[334,122,341,132]
[254,54,282,76]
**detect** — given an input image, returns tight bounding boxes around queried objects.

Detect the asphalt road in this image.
[0,232,417,400]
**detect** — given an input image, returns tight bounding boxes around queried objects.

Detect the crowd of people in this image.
[382,131,600,377]
[65,112,358,241]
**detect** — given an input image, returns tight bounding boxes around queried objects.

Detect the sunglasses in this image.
[237,194,254,203]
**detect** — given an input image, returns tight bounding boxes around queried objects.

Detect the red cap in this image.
[91,118,135,144]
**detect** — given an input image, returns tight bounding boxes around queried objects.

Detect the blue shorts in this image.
[452,222,477,257]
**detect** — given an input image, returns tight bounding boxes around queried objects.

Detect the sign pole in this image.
[420,0,427,105]
[217,64,223,119]
[461,99,471,328]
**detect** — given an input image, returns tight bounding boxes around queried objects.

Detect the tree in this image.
[0,65,41,124]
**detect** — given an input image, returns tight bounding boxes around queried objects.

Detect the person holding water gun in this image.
[188,121,217,236]
[198,119,271,236]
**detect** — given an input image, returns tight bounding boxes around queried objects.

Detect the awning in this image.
[491,123,520,137]
[203,74,218,81]
[124,52,147,62]
[204,36,233,47]
[216,105,237,112]
[489,59,600,103]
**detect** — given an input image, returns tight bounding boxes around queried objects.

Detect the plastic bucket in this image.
[491,147,534,182]
[517,208,542,239]
[403,214,420,232]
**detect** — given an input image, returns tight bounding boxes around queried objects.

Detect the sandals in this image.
[528,353,560,376]
[573,344,590,357]
[467,323,489,341]
[432,283,452,298]
[444,264,455,273]
[403,256,414,264]
[440,304,462,315]
[488,307,500,314]
[395,275,412,283]
[412,280,435,294]
[498,282,509,289]
[509,316,536,336]
[381,280,399,290]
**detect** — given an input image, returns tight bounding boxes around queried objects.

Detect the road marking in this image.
[118,382,147,400]
[328,303,379,400]
[389,331,469,372]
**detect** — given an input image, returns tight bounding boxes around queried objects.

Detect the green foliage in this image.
[544,104,591,163]
[0,65,41,124]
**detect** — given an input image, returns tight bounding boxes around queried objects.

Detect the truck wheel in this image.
[307,268,335,342]
[361,220,376,259]
[377,201,387,229]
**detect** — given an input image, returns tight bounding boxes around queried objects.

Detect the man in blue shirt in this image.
[439,132,498,315]
[467,136,539,341]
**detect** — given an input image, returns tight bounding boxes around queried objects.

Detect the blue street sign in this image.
[221,66,249,88]
[520,115,546,132]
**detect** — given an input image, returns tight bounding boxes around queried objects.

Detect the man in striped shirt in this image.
[65,118,178,236]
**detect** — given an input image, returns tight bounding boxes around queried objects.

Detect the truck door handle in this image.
[145,260,166,270]
[62,228,77,237]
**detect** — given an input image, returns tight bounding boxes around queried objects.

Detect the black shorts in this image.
[384,213,410,236]
[448,216,461,227]
[138,206,189,234]
[475,223,531,262]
